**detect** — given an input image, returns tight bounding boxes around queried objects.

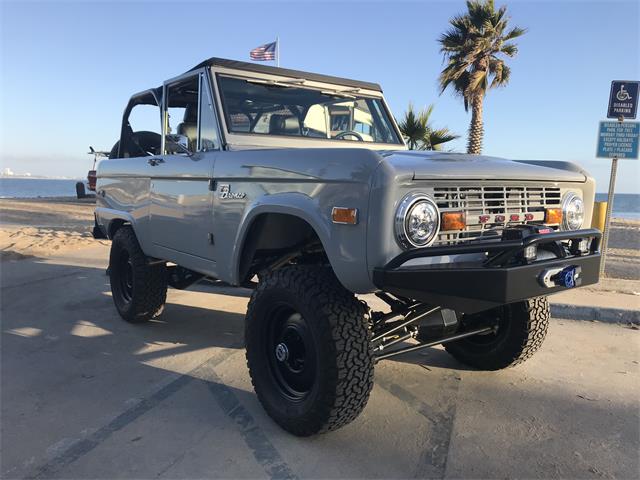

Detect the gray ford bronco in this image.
[94,58,601,436]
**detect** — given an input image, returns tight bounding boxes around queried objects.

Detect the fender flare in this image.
[229,193,335,284]
[95,207,138,240]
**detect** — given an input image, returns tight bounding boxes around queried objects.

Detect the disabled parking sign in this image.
[608,81,639,119]
[598,81,640,278]
[596,121,639,159]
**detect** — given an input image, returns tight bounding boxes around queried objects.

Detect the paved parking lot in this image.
[2,246,639,479]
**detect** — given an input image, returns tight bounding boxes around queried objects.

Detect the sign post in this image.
[600,154,617,277]
[597,80,640,277]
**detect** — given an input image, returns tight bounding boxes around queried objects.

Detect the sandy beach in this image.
[0,197,109,260]
[0,197,638,280]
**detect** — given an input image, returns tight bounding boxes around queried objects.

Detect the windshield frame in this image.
[209,66,406,150]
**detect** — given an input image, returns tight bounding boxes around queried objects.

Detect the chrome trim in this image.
[395,193,440,249]
[561,192,585,231]
[432,185,563,246]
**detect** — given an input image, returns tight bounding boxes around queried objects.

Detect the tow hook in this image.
[538,265,582,289]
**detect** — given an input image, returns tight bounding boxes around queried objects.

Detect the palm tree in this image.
[398,103,459,151]
[438,0,525,154]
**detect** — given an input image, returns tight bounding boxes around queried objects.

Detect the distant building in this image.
[1,167,15,177]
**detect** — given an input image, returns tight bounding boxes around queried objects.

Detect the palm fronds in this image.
[398,103,459,150]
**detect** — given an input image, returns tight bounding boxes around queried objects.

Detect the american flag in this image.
[250,41,277,61]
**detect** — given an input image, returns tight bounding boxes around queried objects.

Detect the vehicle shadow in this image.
[1,254,251,477]
[189,279,253,298]
[383,344,480,371]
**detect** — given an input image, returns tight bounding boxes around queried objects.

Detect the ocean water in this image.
[595,193,640,220]
[0,178,85,199]
[0,177,638,219]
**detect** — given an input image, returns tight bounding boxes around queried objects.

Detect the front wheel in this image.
[245,266,374,436]
[445,297,550,370]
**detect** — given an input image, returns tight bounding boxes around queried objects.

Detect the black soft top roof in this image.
[188,57,382,92]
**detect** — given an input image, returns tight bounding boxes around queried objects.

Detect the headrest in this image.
[269,114,300,135]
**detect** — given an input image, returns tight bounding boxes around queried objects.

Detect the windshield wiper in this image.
[320,90,356,99]
[337,87,362,94]
[246,78,307,88]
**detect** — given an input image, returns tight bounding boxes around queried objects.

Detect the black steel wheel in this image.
[445,297,550,370]
[109,226,167,323]
[266,306,317,401]
[116,250,134,303]
[245,266,374,436]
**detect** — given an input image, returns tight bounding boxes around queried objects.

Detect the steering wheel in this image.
[334,131,364,141]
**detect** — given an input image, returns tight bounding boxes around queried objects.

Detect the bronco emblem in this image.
[219,184,246,200]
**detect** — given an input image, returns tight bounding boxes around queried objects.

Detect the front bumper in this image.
[373,228,601,314]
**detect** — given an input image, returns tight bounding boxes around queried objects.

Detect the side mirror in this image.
[165,134,193,156]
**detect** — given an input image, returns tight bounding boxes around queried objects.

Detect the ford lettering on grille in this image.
[433,185,562,246]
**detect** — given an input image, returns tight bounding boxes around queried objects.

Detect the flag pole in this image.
[276,36,280,67]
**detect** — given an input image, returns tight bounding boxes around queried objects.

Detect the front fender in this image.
[229,192,373,293]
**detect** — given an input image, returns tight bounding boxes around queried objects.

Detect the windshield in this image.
[218,75,402,144]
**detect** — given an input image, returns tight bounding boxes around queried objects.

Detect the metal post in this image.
[276,36,280,67]
[599,156,618,277]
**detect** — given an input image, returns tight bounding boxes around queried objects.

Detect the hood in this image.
[380,151,587,183]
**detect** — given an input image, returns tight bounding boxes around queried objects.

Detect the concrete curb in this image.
[551,303,640,324]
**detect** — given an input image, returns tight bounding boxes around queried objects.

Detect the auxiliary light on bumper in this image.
[374,226,602,314]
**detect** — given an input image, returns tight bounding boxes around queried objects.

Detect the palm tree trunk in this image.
[467,94,484,154]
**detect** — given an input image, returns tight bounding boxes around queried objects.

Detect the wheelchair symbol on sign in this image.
[616,84,632,101]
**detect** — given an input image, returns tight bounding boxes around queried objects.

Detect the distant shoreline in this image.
[0,176,84,181]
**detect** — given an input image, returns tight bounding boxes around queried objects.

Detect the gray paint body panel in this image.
[389,151,586,182]
[212,148,381,290]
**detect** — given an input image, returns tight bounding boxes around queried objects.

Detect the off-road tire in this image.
[245,266,374,436]
[445,297,550,370]
[109,226,167,323]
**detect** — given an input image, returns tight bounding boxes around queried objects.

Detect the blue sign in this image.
[608,81,639,119]
[596,121,639,159]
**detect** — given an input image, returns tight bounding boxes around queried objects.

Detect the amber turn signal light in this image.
[441,211,466,230]
[545,208,563,224]
[331,207,358,224]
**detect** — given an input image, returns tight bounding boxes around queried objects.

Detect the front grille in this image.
[433,185,562,246]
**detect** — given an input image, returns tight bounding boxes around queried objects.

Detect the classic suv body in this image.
[95,57,596,294]
[97,57,602,436]
[97,148,595,292]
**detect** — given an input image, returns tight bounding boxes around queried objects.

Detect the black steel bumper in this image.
[373,228,602,314]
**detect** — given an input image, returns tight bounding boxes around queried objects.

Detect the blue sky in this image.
[1,0,638,192]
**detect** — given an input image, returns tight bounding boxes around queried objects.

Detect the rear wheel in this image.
[245,266,374,436]
[109,226,167,323]
[444,297,550,370]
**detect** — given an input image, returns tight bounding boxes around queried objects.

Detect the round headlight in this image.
[395,193,440,248]
[562,192,584,230]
